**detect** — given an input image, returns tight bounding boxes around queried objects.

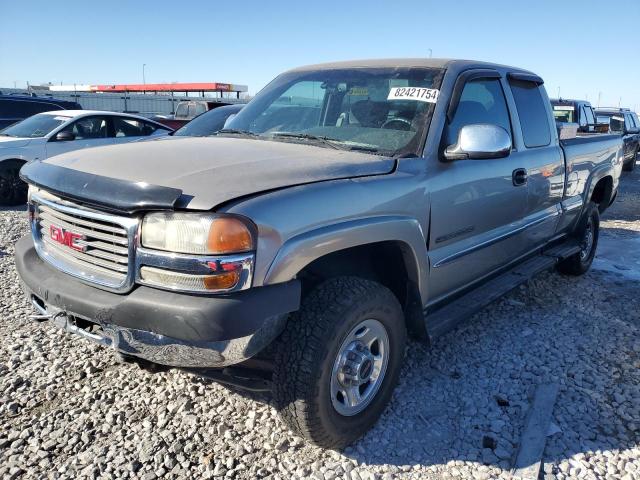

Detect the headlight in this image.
[138,212,256,293]
[141,212,255,255]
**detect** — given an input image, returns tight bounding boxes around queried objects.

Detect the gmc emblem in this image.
[49,225,86,252]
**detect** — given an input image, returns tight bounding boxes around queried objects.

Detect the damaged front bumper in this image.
[15,235,300,368]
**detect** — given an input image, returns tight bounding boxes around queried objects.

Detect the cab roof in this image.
[287,58,537,76]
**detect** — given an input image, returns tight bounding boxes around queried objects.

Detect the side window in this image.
[632,113,640,129]
[578,106,587,127]
[509,80,551,148]
[143,121,167,135]
[625,114,636,130]
[62,116,108,140]
[445,78,512,147]
[113,117,148,137]
[584,106,595,126]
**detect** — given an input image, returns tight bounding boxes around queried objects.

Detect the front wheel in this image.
[0,160,27,206]
[557,201,599,276]
[273,277,406,448]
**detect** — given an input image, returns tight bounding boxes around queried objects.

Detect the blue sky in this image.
[1,0,639,109]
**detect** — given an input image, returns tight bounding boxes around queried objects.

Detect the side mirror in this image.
[444,124,512,161]
[54,130,75,142]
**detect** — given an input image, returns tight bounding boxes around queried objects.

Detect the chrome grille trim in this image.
[30,193,139,293]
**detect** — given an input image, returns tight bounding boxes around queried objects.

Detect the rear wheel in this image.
[0,160,27,206]
[557,202,599,276]
[273,277,406,448]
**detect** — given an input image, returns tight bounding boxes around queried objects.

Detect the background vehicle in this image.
[551,99,607,133]
[0,110,172,204]
[0,95,81,130]
[596,108,640,171]
[171,104,243,137]
[16,59,623,449]
[153,101,243,130]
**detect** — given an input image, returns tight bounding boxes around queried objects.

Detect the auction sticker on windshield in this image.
[388,87,439,103]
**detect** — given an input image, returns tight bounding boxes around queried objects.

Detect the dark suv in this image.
[595,108,640,171]
[0,95,82,130]
[551,99,604,133]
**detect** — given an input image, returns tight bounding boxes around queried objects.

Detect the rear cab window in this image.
[509,80,551,148]
[552,104,576,123]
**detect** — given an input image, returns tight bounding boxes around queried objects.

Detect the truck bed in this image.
[560,133,623,205]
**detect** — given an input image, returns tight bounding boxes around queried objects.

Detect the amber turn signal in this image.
[207,217,254,254]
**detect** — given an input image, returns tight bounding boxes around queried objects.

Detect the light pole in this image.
[142,64,146,85]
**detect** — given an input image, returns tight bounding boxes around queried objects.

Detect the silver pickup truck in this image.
[15,59,623,448]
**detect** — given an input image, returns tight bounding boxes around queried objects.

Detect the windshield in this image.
[552,105,575,123]
[0,113,69,138]
[173,106,241,137]
[225,67,444,156]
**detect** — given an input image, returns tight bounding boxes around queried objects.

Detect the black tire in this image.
[0,160,27,206]
[273,277,406,449]
[623,148,637,172]
[557,202,599,276]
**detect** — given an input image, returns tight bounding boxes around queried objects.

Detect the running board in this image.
[426,241,581,339]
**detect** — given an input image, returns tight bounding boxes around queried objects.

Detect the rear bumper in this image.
[15,235,301,367]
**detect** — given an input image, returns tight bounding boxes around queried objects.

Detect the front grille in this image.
[31,192,138,292]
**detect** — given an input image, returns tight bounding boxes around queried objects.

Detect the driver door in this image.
[46,115,114,158]
[427,74,529,302]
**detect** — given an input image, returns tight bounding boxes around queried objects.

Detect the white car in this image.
[0,110,172,205]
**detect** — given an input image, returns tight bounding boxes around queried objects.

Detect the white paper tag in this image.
[387,87,439,103]
[553,106,574,111]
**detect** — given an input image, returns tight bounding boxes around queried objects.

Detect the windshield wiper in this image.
[269,132,345,150]
[217,128,261,139]
[0,133,15,137]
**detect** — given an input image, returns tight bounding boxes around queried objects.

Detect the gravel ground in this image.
[0,166,639,480]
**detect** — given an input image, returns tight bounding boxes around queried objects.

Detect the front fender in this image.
[264,215,429,302]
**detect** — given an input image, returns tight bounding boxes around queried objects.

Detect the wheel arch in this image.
[264,217,429,339]
[589,174,614,214]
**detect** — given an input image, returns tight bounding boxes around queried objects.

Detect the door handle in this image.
[512,168,527,186]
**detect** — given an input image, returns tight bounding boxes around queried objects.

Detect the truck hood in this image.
[43,136,395,210]
[0,137,32,148]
